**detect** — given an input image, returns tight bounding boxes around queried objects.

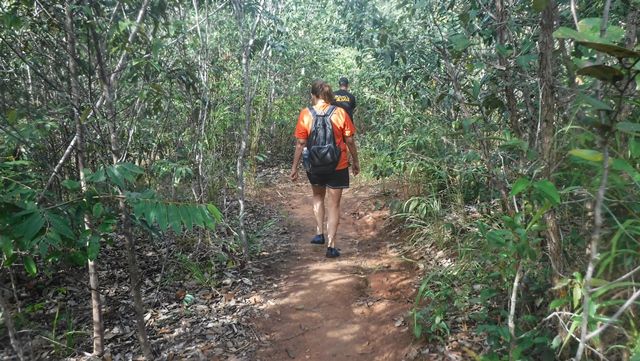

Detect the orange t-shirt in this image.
[294,103,356,171]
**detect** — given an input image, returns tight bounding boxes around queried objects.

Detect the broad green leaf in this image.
[549,298,569,309]
[206,204,222,222]
[146,201,160,225]
[178,205,193,231]
[157,203,168,232]
[168,204,182,233]
[576,41,640,58]
[48,213,75,239]
[24,256,37,276]
[533,180,561,205]
[569,149,603,162]
[16,212,46,243]
[87,235,100,261]
[577,93,613,111]
[120,162,144,175]
[553,27,590,41]
[0,236,13,258]
[85,168,106,183]
[191,205,205,228]
[93,203,105,218]
[611,158,640,181]
[510,178,530,196]
[577,65,624,82]
[106,166,125,188]
[616,122,640,135]
[61,179,81,191]
[200,206,216,230]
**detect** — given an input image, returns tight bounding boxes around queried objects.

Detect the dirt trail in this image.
[252,175,423,361]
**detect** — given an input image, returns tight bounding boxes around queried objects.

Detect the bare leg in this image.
[311,185,326,235]
[325,188,343,248]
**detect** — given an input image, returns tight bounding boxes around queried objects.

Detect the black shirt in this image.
[333,89,356,122]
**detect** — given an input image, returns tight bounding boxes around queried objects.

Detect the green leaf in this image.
[16,212,46,243]
[576,41,640,58]
[24,256,37,276]
[87,235,100,261]
[450,34,470,52]
[48,213,75,239]
[157,203,168,232]
[168,204,182,233]
[146,201,160,225]
[532,0,549,12]
[106,166,125,188]
[572,283,582,309]
[510,178,531,196]
[577,94,613,111]
[93,203,105,218]
[200,206,215,230]
[178,205,193,231]
[0,236,13,258]
[85,168,106,183]
[569,149,604,162]
[553,27,590,41]
[611,158,640,181]
[549,298,569,309]
[616,122,640,135]
[206,204,222,222]
[61,179,81,191]
[191,205,205,228]
[533,180,560,205]
[577,65,624,82]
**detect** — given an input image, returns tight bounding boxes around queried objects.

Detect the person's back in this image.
[333,77,356,122]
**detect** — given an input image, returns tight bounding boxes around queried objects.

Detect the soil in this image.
[250,172,426,361]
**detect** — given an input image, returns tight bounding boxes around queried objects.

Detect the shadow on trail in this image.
[252,178,421,361]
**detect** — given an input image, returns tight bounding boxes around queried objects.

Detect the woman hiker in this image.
[290,79,360,258]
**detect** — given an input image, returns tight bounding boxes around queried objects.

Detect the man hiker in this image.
[333,77,356,123]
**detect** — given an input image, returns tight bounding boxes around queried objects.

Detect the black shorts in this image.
[306,168,350,189]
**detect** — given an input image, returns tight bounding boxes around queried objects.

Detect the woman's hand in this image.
[290,168,299,182]
[351,161,360,176]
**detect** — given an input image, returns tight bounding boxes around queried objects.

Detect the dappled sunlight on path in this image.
[251,174,426,361]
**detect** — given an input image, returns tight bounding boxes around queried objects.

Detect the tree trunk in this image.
[232,0,265,264]
[0,289,26,361]
[537,0,564,276]
[65,2,104,355]
[237,46,252,264]
[91,1,154,358]
[495,0,521,138]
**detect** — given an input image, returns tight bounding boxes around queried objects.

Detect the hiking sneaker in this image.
[326,247,340,258]
[310,234,325,245]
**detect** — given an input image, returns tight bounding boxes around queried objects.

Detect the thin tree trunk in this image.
[537,0,564,276]
[237,46,252,263]
[232,0,265,264]
[0,290,26,361]
[90,1,153,358]
[508,262,523,361]
[495,0,521,138]
[65,2,104,355]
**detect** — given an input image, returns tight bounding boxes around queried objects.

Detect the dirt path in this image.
[251,175,424,361]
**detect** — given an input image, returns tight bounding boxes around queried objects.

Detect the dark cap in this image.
[338,77,349,85]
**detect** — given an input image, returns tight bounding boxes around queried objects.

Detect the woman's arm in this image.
[345,136,360,176]
[290,138,307,181]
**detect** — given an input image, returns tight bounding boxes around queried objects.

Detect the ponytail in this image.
[310,80,334,104]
